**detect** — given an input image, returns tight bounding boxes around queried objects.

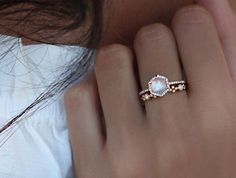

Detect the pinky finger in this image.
[64,72,104,174]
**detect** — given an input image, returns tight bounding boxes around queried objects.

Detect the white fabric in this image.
[0,35,83,178]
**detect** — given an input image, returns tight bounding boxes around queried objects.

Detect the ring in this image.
[139,75,187,101]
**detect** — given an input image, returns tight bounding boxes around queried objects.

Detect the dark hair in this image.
[0,0,103,144]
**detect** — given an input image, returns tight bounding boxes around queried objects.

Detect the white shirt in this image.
[0,35,82,178]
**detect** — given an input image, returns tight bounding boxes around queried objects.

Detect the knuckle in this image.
[64,86,79,103]
[64,87,78,108]
[135,23,171,45]
[172,5,212,26]
[156,139,190,171]
[95,44,133,75]
[64,83,89,104]
[113,158,147,178]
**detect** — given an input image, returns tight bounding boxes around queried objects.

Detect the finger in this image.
[134,23,188,118]
[172,6,232,98]
[64,72,103,169]
[195,0,236,82]
[95,44,143,141]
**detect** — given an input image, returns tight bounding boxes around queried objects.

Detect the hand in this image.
[65,4,236,178]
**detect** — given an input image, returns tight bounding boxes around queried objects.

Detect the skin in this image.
[64,0,236,177]
[1,0,236,177]
[0,0,193,46]
[1,0,235,46]
[101,0,193,46]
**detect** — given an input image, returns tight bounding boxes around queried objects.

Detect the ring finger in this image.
[134,23,188,124]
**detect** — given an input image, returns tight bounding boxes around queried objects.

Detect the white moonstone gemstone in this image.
[149,77,168,96]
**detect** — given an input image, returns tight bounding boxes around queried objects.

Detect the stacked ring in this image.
[139,75,187,101]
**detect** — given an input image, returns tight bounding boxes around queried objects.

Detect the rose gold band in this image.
[139,75,187,102]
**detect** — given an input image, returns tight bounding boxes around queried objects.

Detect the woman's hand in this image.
[65,3,236,178]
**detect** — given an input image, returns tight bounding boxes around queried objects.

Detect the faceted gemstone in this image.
[149,76,168,96]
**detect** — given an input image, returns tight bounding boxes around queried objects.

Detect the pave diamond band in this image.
[139,75,187,102]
